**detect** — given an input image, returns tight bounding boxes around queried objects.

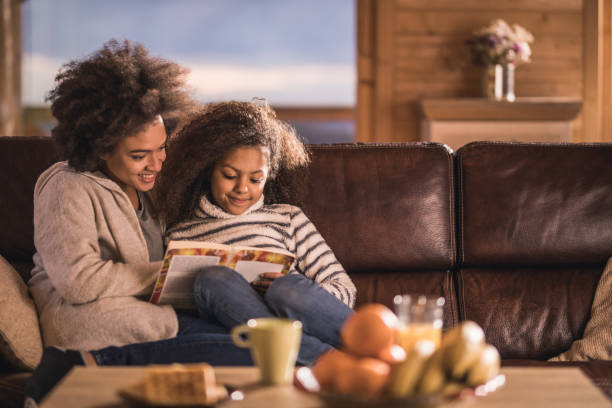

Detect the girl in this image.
[156,100,356,364]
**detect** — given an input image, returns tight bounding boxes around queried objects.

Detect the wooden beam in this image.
[373,0,395,141]
[603,0,612,141]
[582,0,604,141]
[357,0,375,142]
[0,0,22,136]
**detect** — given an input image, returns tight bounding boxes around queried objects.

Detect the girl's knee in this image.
[266,274,312,310]
[194,266,238,291]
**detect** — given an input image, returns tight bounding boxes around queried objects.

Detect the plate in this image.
[118,382,244,407]
[293,366,506,408]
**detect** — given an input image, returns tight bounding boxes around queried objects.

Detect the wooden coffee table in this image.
[40,366,611,407]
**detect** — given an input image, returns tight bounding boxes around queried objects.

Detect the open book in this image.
[149,240,295,310]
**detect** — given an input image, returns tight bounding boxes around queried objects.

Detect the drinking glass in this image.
[393,294,445,354]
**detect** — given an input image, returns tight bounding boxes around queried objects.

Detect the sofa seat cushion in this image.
[550,258,612,361]
[352,270,458,330]
[457,266,601,360]
[0,255,43,371]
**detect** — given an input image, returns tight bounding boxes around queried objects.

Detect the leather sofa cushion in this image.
[458,266,601,359]
[303,143,456,272]
[0,137,62,268]
[352,270,458,330]
[457,142,612,267]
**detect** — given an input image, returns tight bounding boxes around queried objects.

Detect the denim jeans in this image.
[91,313,252,366]
[194,266,354,366]
[90,266,353,366]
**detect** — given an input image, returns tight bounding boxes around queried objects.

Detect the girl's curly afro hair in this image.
[155,100,310,228]
[47,39,194,172]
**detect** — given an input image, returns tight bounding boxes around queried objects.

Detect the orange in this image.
[341,303,398,358]
[311,349,356,390]
[334,357,391,398]
[377,344,407,365]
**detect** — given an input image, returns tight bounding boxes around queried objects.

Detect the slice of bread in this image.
[143,363,227,405]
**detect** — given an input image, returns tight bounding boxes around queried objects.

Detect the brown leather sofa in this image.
[0,137,610,406]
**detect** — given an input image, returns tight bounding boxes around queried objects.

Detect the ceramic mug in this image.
[231,318,302,385]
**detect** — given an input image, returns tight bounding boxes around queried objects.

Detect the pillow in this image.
[0,254,43,371]
[549,257,612,361]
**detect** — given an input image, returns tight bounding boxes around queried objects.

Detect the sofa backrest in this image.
[303,143,458,329]
[0,136,62,280]
[456,142,612,359]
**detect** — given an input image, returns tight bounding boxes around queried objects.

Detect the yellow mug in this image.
[231,318,302,385]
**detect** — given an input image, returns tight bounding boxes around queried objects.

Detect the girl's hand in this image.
[251,272,284,296]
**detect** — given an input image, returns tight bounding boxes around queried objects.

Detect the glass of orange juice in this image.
[393,294,445,354]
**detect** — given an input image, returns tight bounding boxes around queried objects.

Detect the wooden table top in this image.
[40,366,611,408]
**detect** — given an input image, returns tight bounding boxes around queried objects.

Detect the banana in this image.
[441,321,485,380]
[441,381,465,397]
[415,346,447,395]
[386,340,435,398]
[465,344,501,387]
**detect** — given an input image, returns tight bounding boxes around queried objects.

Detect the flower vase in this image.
[504,64,516,102]
[482,64,503,100]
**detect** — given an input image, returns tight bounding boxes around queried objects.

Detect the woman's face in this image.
[210,145,270,215]
[101,115,167,195]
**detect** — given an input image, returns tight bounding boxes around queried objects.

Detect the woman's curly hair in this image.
[47,39,194,171]
[155,100,310,228]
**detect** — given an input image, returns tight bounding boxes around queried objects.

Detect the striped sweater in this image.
[165,195,356,308]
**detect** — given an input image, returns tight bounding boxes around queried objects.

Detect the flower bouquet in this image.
[466,19,534,67]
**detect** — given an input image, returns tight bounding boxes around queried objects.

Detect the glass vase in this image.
[482,64,503,100]
[504,64,516,102]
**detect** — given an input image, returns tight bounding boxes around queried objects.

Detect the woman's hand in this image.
[251,272,284,296]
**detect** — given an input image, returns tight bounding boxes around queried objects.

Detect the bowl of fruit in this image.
[294,303,505,407]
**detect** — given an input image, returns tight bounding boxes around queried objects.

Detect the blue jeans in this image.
[90,266,352,366]
[194,266,354,365]
[91,313,252,365]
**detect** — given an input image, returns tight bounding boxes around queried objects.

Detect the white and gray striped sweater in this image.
[165,195,356,308]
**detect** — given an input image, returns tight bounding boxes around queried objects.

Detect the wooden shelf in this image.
[419,98,584,151]
[420,98,583,121]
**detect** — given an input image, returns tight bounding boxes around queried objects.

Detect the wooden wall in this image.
[358,0,591,142]
[0,0,22,136]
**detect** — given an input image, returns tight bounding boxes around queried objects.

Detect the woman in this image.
[28,39,195,350]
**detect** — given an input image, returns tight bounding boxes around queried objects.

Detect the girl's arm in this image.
[33,173,161,305]
[291,208,356,308]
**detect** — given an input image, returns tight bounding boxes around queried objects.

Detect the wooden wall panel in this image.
[0,0,22,136]
[604,0,612,140]
[357,0,586,142]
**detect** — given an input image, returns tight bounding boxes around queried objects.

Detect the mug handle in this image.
[231,324,251,348]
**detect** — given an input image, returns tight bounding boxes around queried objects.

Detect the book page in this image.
[228,248,295,282]
[156,254,221,309]
[149,246,231,309]
[234,260,285,283]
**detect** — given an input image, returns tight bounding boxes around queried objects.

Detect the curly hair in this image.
[155,100,310,228]
[47,39,194,171]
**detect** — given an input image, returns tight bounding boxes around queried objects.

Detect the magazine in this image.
[149,240,295,310]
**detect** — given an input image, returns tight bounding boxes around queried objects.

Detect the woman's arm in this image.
[34,172,161,304]
[291,208,356,308]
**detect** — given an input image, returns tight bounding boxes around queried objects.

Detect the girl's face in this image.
[101,116,167,197]
[210,145,270,215]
